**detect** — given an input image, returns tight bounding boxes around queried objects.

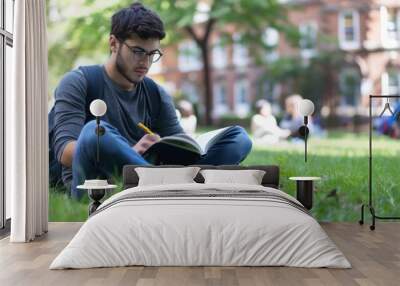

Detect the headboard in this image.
[122,165,280,189]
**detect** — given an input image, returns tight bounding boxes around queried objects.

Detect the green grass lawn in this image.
[49,131,400,222]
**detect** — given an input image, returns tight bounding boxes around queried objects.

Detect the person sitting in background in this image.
[280,94,325,139]
[251,99,290,144]
[280,94,304,138]
[375,102,400,138]
[176,100,197,136]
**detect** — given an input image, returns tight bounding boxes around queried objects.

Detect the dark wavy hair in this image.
[111,2,165,41]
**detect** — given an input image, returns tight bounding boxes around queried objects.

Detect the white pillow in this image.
[136,167,200,186]
[200,169,266,185]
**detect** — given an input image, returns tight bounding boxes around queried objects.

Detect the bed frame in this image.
[122,165,280,190]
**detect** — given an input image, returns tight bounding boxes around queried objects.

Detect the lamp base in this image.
[298,126,309,137]
[88,188,106,215]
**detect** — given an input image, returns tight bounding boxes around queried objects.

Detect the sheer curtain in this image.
[7,0,48,242]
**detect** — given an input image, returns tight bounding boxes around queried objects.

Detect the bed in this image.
[50,165,351,269]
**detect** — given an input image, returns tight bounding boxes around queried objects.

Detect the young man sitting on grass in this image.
[49,2,252,200]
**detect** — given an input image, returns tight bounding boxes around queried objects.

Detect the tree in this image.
[48,0,296,125]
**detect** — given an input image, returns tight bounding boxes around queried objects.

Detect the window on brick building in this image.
[384,8,400,43]
[213,82,229,117]
[381,69,400,103]
[234,79,250,117]
[258,79,281,112]
[386,8,400,42]
[181,81,200,105]
[381,7,400,47]
[388,70,400,95]
[212,38,227,69]
[339,68,361,106]
[232,33,248,67]
[263,27,279,62]
[178,40,203,72]
[260,80,275,103]
[338,10,360,50]
[299,23,317,58]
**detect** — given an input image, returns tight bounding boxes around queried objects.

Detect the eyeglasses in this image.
[122,42,163,63]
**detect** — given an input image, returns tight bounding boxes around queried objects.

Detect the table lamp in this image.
[298,99,315,162]
[89,99,107,163]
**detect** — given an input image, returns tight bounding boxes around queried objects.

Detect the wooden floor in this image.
[0,222,399,286]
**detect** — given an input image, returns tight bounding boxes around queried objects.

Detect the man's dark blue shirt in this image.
[52,65,183,184]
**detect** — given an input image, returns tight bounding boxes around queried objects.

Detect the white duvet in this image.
[50,183,351,269]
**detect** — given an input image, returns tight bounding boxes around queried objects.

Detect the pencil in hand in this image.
[137,122,154,135]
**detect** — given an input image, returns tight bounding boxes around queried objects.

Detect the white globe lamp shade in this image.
[299,99,315,116]
[90,99,107,117]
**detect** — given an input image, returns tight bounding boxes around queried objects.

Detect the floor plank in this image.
[0,222,399,286]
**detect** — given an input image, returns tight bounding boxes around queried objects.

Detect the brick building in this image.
[149,0,400,120]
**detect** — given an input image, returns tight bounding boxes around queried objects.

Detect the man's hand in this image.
[133,134,160,155]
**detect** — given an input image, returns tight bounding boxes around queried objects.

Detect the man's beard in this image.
[115,49,141,85]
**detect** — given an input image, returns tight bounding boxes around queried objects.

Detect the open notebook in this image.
[143,126,233,165]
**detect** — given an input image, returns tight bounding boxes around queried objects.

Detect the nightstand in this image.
[289,177,321,210]
[77,181,117,215]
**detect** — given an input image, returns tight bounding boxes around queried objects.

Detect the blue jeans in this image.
[71,120,252,199]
